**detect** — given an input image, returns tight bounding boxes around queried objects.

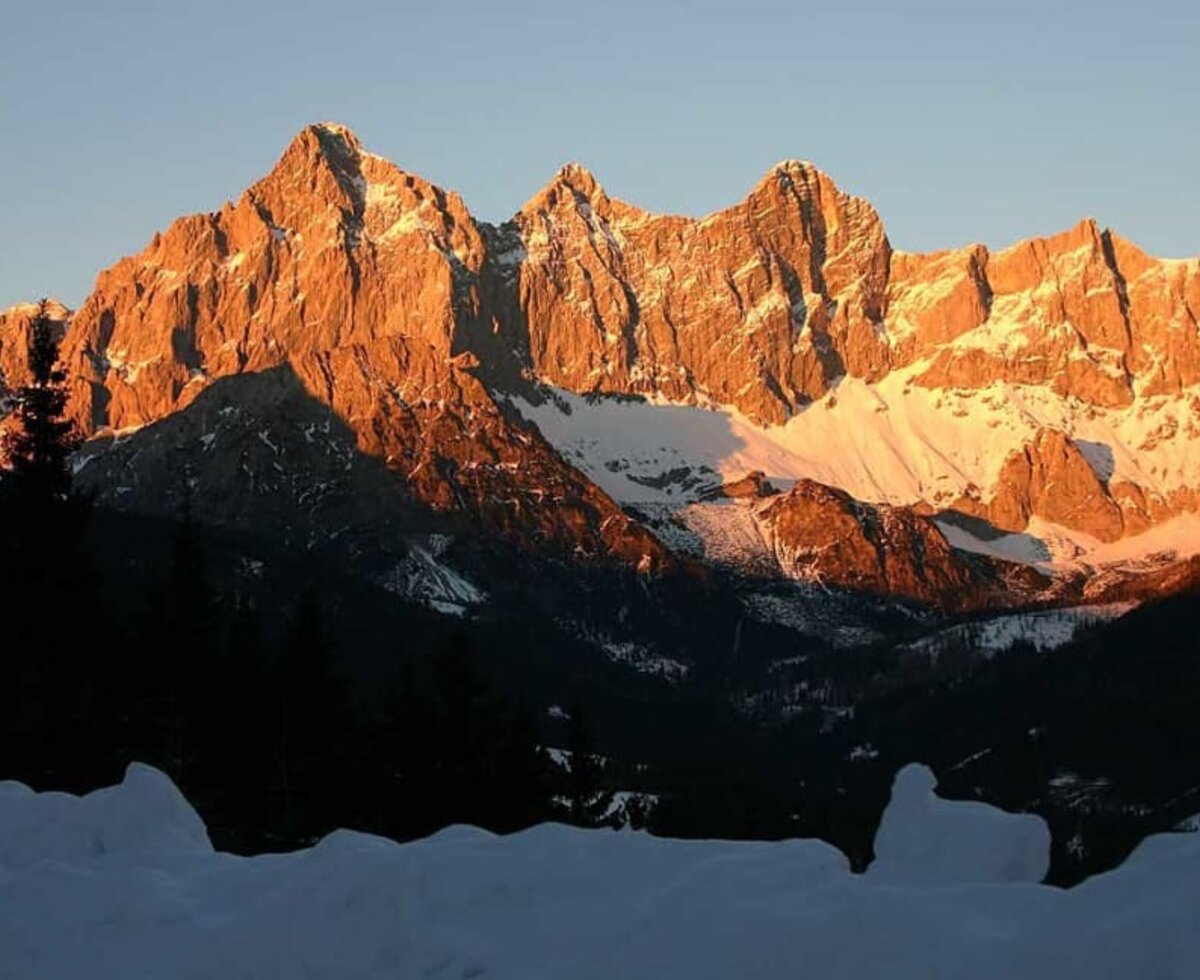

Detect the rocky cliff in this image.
[504,168,1200,421]
[4,125,667,571]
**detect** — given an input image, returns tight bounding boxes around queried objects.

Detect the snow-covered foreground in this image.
[2,764,1198,979]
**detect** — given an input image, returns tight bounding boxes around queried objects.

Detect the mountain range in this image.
[4,122,1199,645]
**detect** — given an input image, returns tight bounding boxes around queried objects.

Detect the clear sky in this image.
[3,1,1197,310]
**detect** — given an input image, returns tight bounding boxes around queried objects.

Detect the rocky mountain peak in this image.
[518,161,616,228]
[311,120,361,147]
[280,121,364,172]
[749,158,887,240]
[239,122,370,236]
[752,158,832,200]
[550,161,604,197]
[758,478,1025,609]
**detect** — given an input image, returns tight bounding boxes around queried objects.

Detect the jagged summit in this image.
[270,121,363,165]
[770,157,820,172]
[553,161,601,186]
[311,120,359,142]
[523,157,860,227]
[747,156,875,204]
[515,161,610,217]
[272,121,364,170]
[756,158,827,188]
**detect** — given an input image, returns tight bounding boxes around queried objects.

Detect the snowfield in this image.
[2,764,1199,978]
[512,376,1200,572]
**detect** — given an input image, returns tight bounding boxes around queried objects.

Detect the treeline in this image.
[0,304,619,852]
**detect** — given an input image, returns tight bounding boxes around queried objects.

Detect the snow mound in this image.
[868,764,1050,885]
[0,762,211,870]
[3,764,1199,978]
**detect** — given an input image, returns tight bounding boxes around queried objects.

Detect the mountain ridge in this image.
[3,122,1199,614]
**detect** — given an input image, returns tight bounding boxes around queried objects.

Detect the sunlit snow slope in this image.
[514,367,1200,572]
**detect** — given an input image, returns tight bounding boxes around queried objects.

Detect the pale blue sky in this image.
[3,1,1197,310]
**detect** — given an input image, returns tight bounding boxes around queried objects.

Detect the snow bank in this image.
[0,762,210,870]
[1,763,1197,978]
[867,764,1050,884]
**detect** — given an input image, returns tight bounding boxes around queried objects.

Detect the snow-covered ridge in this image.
[901,603,1136,656]
[3,762,1198,979]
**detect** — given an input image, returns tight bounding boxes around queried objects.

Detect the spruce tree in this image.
[0,301,79,509]
[164,478,216,780]
[371,632,551,840]
[269,587,351,844]
[564,698,615,828]
[193,593,274,851]
[369,651,434,838]
[429,629,494,826]
[489,701,550,832]
[0,301,98,788]
[127,477,218,784]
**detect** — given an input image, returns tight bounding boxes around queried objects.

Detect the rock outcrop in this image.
[707,471,778,501]
[980,429,1127,543]
[759,479,1018,609]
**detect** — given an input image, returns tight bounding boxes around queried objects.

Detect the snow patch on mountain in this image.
[941,513,1200,570]
[556,619,690,682]
[381,535,485,616]
[904,603,1135,656]
[599,640,690,682]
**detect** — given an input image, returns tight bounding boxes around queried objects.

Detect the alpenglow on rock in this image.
[4,123,1200,608]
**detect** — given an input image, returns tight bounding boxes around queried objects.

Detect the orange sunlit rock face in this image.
[8,125,669,572]
[510,160,892,425]
[2,123,1198,598]
[759,479,1030,610]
